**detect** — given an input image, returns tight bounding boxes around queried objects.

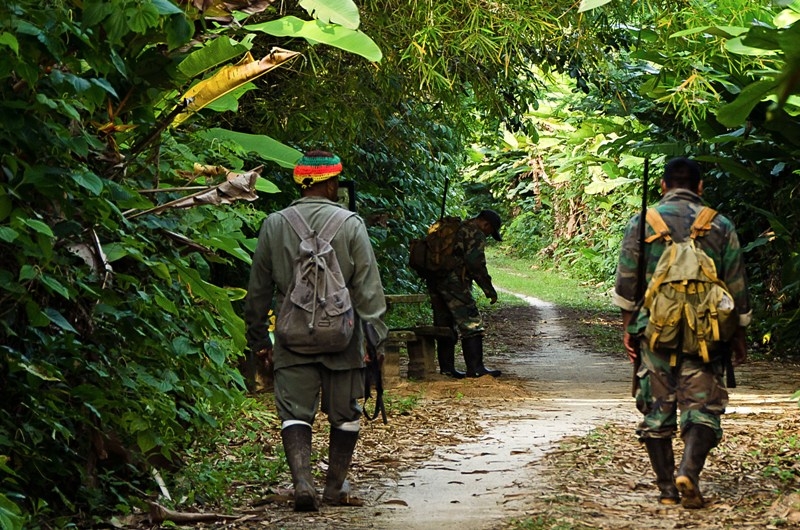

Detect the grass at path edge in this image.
[487,248,615,312]
[485,249,620,355]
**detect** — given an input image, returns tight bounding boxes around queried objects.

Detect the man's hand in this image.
[623,331,639,363]
[731,327,747,367]
[620,310,639,363]
[255,346,273,371]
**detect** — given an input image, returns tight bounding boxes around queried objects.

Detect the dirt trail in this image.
[367,293,636,529]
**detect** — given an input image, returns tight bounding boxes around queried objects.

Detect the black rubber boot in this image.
[281,424,319,512]
[322,428,359,505]
[437,337,465,379]
[643,438,680,505]
[462,335,501,378]
[676,424,717,509]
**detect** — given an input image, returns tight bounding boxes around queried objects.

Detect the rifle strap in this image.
[363,392,386,423]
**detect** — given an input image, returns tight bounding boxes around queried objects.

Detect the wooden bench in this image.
[383,294,452,385]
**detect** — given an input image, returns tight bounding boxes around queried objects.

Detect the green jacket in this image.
[613,188,752,332]
[244,197,388,370]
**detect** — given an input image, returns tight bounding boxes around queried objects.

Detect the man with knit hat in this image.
[245,150,388,512]
[420,209,504,379]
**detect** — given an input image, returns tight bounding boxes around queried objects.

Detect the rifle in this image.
[362,322,387,424]
[631,158,649,398]
[439,177,449,221]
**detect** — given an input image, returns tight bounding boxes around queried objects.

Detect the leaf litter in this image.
[141,304,800,529]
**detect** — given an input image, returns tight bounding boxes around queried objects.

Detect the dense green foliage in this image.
[465,0,800,355]
[0,0,378,526]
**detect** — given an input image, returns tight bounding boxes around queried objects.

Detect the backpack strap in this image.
[279,206,314,240]
[644,208,671,243]
[280,206,354,243]
[645,206,718,242]
[690,207,717,239]
[317,207,354,244]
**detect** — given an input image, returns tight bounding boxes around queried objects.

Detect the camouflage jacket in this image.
[433,218,497,299]
[613,188,752,332]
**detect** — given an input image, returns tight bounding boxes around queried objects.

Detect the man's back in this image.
[263,198,364,297]
[615,188,748,319]
[643,189,749,317]
[245,195,387,369]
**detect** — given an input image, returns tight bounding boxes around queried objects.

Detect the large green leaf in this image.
[255,178,281,194]
[741,26,782,51]
[204,83,258,112]
[300,0,360,30]
[694,155,767,184]
[151,0,183,15]
[725,36,780,56]
[778,22,800,59]
[20,218,54,237]
[244,16,382,62]
[577,0,612,13]
[178,37,251,79]
[44,308,78,333]
[0,32,19,55]
[775,4,800,27]
[198,128,302,169]
[716,79,781,127]
[0,493,24,530]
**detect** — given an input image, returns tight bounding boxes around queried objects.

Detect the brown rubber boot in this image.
[437,337,465,379]
[281,424,319,512]
[322,428,359,505]
[676,424,717,509]
[643,438,680,505]
[462,335,500,378]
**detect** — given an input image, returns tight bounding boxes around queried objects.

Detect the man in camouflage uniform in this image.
[613,157,751,508]
[426,209,503,378]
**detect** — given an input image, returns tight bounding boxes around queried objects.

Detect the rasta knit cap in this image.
[293,150,343,189]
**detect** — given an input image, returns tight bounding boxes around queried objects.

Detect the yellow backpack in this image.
[642,207,738,364]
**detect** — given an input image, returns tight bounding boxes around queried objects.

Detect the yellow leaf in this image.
[172,47,300,127]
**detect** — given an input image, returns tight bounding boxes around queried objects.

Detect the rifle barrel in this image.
[439,177,449,220]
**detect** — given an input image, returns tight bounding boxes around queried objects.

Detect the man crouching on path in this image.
[244,151,388,511]
[612,157,751,508]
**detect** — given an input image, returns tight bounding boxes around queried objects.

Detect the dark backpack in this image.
[274,206,356,354]
[408,216,462,274]
[642,207,738,362]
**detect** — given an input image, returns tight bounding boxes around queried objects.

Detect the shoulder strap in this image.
[279,206,313,239]
[318,207,354,243]
[645,208,671,243]
[690,206,717,239]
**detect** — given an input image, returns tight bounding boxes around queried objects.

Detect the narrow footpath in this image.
[368,292,636,529]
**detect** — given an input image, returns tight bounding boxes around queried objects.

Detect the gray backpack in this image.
[274,206,356,354]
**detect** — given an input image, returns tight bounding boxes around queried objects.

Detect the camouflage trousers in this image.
[426,277,484,340]
[635,341,728,443]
